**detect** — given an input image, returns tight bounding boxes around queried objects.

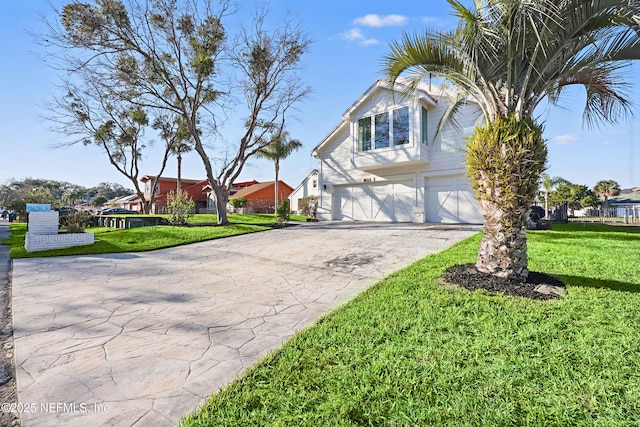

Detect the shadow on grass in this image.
[559,274,640,294]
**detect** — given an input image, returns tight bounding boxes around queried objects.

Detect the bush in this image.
[299,196,318,218]
[230,197,247,212]
[59,211,93,232]
[167,190,195,225]
[275,200,290,226]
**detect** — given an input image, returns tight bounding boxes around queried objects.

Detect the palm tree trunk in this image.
[466,115,547,281]
[544,192,549,219]
[476,199,530,279]
[177,153,182,192]
[274,161,279,212]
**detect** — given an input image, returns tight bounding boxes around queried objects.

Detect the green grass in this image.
[4,222,270,258]
[182,223,640,427]
[2,213,307,258]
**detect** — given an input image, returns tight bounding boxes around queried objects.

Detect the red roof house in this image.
[229,181,294,213]
[138,176,210,213]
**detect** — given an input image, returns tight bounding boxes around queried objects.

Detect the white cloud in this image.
[552,134,580,145]
[601,140,616,146]
[338,28,379,46]
[353,14,408,27]
[361,38,380,46]
[339,28,365,41]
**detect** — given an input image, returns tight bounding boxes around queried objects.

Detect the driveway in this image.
[12,222,479,426]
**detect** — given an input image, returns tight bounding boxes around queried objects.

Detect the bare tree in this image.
[48,80,172,213]
[45,0,310,224]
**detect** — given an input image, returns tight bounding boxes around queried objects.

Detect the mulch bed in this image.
[440,264,566,300]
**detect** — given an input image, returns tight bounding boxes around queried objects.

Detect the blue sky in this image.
[1,0,638,191]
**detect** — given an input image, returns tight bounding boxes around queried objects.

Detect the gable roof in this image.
[609,188,640,204]
[311,79,439,157]
[290,170,318,194]
[230,181,294,199]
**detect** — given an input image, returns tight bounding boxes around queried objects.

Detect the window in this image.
[421,107,428,146]
[393,107,409,145]
[312,179,317,188]
[357,106,410,152]
[358,117,371,151]
[375,112,389,149]
[144,180,159,193]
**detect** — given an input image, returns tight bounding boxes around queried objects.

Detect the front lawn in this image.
[3,213,307,258]
[182,223,640,426]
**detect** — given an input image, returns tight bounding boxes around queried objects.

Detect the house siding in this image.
[315,81,483,224]
[289,171,319,212]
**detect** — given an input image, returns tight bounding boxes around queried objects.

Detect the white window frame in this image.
[357,106,410,152]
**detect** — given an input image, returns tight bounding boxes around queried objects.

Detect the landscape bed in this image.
[181,223,640,426]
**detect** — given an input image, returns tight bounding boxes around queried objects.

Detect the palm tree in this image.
[593,179,621,217]
[154,116,193,191]
[541,174,568,218]
[257,131,302,211]
[384,0,640,279]
[171,139,193,192]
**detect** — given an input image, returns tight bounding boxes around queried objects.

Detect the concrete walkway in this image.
[12,222,479,426]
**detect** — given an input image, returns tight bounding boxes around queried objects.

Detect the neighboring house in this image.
[137,176,209,213]
[289,170,319,213]
[229,181,294,213]
[105,194,140,211]
[229,180,259,197]
[311,79,484,224]
[608,187,640,219]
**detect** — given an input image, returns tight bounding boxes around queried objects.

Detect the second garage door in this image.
[334,181,414,222]
[425,176,483,223]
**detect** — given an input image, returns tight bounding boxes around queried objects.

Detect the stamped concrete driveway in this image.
[12,222,478,426]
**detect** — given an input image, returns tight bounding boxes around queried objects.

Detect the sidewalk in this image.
[0,218,20,427]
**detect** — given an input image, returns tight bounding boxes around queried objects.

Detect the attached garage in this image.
[334,180,414,222]
[425,176,483,223]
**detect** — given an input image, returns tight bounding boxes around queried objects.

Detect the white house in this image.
[311,79,484,224]
[288,169,319,213]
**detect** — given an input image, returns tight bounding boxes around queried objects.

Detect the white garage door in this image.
[334,181,414,222]
[425,176,483,223]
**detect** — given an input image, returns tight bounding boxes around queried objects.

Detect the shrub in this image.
[275,200,290,226]
[299,195,318,218]
[59,211,93,232]
[230,197,247,212]
[166,190,195,225]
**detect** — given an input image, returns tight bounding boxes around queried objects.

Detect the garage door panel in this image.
[426,176,482,224]
[439,191,459,223]
[394,192,414,222]
[352,187,370,221]
[459,190,483,223]
[372,187,393,221]
[333,180,415,222]
[334,189,351,220]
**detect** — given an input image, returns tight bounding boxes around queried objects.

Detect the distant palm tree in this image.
[541,174,568,218]
[383,0,640,279]
[593,179,621,217]
[154,116,193,191]
[257,132,302,211]
[171,139,193,192]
